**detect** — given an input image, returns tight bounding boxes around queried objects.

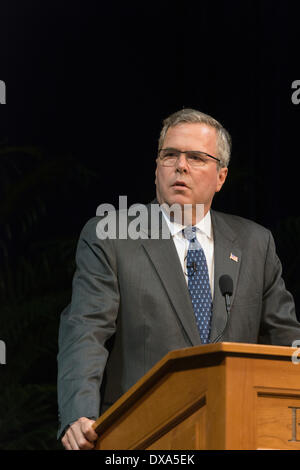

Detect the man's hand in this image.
[61,417,98,450]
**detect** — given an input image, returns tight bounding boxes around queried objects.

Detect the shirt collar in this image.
[161,206,213,240]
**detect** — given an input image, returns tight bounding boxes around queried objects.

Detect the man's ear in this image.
[216,167,228,192]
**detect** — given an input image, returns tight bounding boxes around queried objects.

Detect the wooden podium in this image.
[93,342,300,450]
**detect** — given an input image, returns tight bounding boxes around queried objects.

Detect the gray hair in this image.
[158,108,231,168]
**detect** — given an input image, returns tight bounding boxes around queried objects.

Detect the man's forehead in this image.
[163,122,218,146]
[166,122,216,135]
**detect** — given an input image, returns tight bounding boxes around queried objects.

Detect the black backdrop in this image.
[0,0,300,450]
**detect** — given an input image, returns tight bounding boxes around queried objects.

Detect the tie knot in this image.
[183,226,197,241]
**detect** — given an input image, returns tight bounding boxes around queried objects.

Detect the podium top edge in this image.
[166,341,296,360]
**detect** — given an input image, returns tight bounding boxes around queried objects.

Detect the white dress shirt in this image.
[161,208,214,296]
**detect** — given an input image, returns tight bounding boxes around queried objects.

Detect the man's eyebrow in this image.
[162,148,205,153]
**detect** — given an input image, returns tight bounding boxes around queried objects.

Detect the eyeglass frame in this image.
[157,148,221,167]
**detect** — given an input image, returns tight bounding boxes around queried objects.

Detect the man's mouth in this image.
[172,180,189,188]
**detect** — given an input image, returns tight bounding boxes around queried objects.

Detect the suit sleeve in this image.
[57,217,119,438]
[259,230,300,345]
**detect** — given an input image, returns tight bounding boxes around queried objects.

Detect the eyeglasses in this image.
[158,148,221,167]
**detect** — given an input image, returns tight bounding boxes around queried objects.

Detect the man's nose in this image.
[175,153,189,172]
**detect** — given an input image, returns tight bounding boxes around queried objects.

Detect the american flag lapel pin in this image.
[230,252,239,262]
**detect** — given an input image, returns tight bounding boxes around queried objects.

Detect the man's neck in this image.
[159,202,209,226]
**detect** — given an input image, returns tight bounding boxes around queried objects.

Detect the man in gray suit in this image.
[57,108,300,450]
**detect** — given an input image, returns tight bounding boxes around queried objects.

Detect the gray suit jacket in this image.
[57,206,300,437]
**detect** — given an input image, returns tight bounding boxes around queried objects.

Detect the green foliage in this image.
[0,145,100,449]
[0,384,61,450]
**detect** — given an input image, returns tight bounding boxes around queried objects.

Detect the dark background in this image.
[0,0,300,449]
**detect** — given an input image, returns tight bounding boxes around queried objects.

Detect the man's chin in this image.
[162,195,194,207]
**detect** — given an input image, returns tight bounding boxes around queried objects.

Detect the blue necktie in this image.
[184,226,212,344]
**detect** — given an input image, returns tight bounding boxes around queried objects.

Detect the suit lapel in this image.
[210,211,241,342]
[140,206,201,346]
